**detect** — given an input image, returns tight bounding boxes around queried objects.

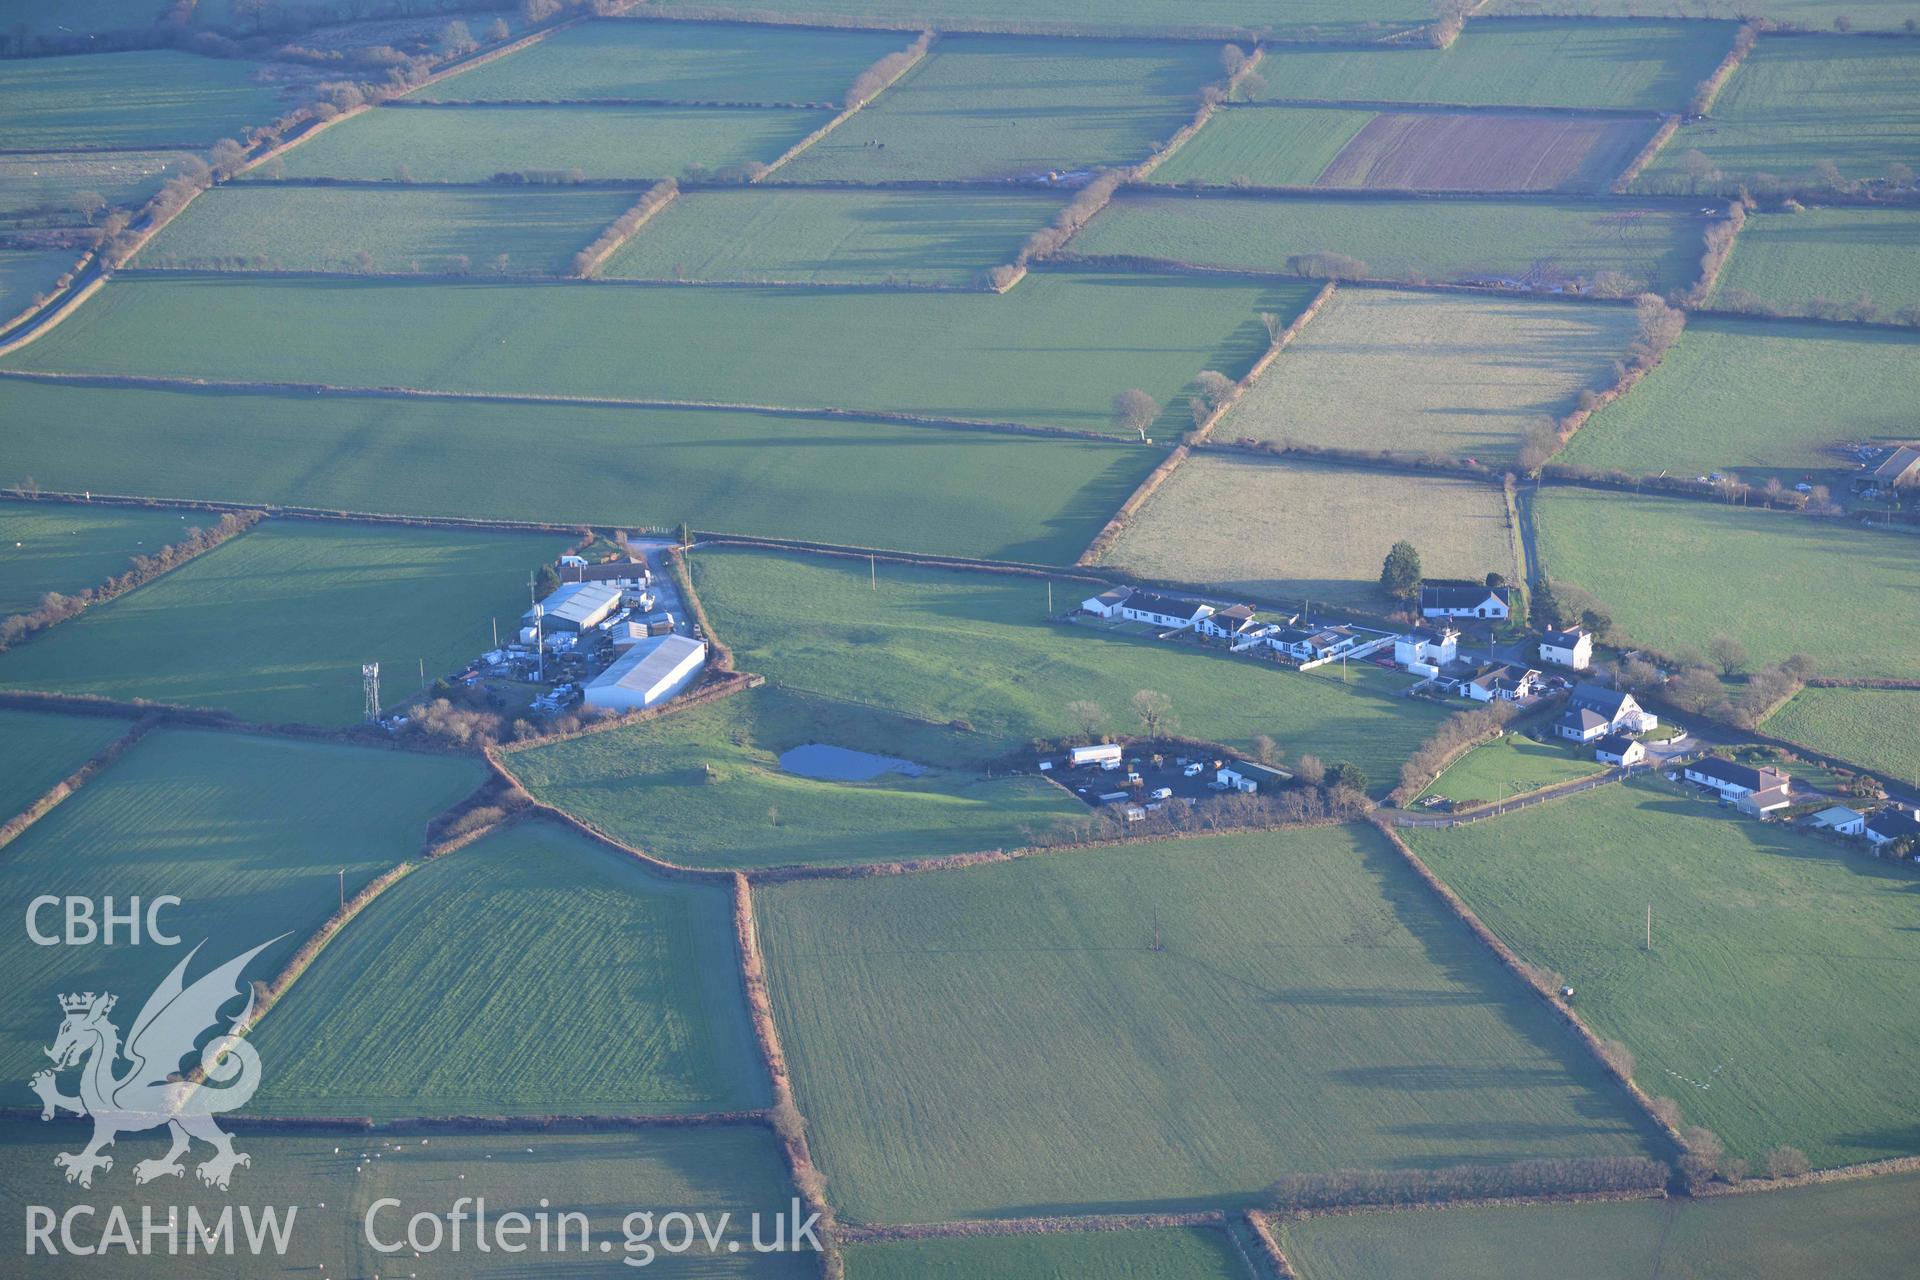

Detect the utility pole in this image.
[418,656,425,690]
[870,554,876,591]
[338,869,345,912]
[1047,580,1053,614]
[491,616,498,648]
[1646,903,1652,952]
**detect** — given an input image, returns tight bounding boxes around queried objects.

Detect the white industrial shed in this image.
[583,634,707,712]
[524,581,621,632]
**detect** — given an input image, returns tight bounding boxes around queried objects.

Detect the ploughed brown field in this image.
[1316,112,1655,192]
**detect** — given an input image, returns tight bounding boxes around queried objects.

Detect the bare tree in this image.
[1065,699,1109,744]
[1765,1145,1810,1179]
[1708,632,1749,676]
[1259,310,1283,343]
[1130,689,1173,739]
[1111,388,1161,441]
[1193,369,1234,410]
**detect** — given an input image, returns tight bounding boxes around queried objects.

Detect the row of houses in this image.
[1080,587,1391,668]
[1808,803,1920,849]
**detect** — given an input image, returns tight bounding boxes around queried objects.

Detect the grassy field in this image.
[1244,19,1731,112]
[1417,733,1607,807]
[1712,207,1920,319]
[603,187,1063,285]
[1488,0,1920,29]
[0,50,283,150]
[1637,35,1920,192]
[844,1227,1249,1279]
[503,685,1086,871]
[757,824,1657,1223]
[1314,112,1655,193]
[0,1119,813,1276]
[0,380,1157,564]
[650,0,1429,37]
[0,498,199,614]
[0,246,76,317]
[1070,193,1704,295]
[0,149,193,225]
[1406,778,1920,1168]
[1,271,1301,437]
[1100,453,1520,610]
[0,727,483,1083]
[249,819,767,1116]
[1764,687,1920,786]
[136,184,637,275]
[1279,1172,1920,1280]
[0,708,125,822]
[264,104,831,181]
[1218,288,1637,463]
[1535,489,1916,678]
[691,548,1453,791]
[1148,108,1375,187]
[414,18,910,104]
[0,519,568,725]
[1557,316,1920,477]
[774,35,1218,182]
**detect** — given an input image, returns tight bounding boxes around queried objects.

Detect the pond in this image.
[777,743,929,782]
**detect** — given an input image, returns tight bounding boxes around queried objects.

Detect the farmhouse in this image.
[1539,625,1593,671]
[1593,734,1645,767]
[1863,807,1920,849]
[524,581,621,633]
[1806,805,1867,836]
[1265,625,1362,663]
[1420,580,1512,620]
[1080,586,1134,618]
[561,557,651,587]
[1197,603,1263,640]
[1555,683,1656,742]
[1683,757,1790,814]
[1462,663,1540,703]
[1121,591,1214,630]
[1217,760,1289,793]
[1393,626,1459,675]
[582,633,706,712]
[1863,445,1920,493]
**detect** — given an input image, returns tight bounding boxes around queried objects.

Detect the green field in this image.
[137,185,637,275]
[1558,316,1920,477]
[774,35,1218,182]
[0,727,483,1082]
[1101,453,1520,610]
[0,708,125,822]
[1713,208,1920,319]
[1417,733,1608,807]
[649,0,1430,37]
[264,104,830,182]
[1638,35,1920,192]
[0,149,193,225]
[0,380,1156,563]
[417,19,908,104]
[1219,288,1638,463]
[0,246,77,319]
[844,1227,1248,1279]
[1245,19,1730,112]
[0,498,200,615]
[1280,1172,1920,1280]
[0,1119,813,1276]
[0,519,568,724]
[1071,193,1703,295]
[1,271,1300,437]
[1148,108,1374,187]
[1764,687,1920,786]
[1406,778,1920,1168]
[603,187,1063,285]
[0,50,283,150]
[1535,489,1916,679]
[1488,0,1920,29]
[757,824,1657,1223]
[250,819,767,1116]
[503,685,1086,871]
[691,547,1453,791]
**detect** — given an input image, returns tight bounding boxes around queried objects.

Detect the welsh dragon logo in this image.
[28,937,282,1191]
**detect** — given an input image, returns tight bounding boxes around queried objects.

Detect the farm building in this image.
[1462,663,1540,703]
[1862,445,1920,493]
[581,634,706,712]
[1539,625,1593,670]
[1419,581,1511,619]
[561,557,652,587]
[1806,805,1867,836]
[1217,760,1289,793]
[1196,603,1262,640]
[1121,591,1214,629]
[1079,586,1133,618]
[524,581,621,633]
[604,620,652,651]
[1555,683,1656,742]
[1393,626,1459,675]
[1683,757,1791,816]
[1863,807,1920,849]
[1593,734,1645,767]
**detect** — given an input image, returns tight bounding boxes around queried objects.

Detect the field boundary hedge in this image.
[1609,116,1680,193]
[839,1210,1226,1242]
[755,30,933,181]
[1685,201,1745,305]
[1244,1212,1300,1278]
[1369,816,1685,1165]
[0,1107,773,1132]
[1224,98,1661,122]
[0,714,154,852]
[625,7,1400,43]
[572,177,680,277]
[1687,24,1756,116]
[1134,45,1270,182]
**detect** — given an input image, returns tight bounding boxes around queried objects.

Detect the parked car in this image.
[1149,787,1173,801]
[1183,763,1204,777]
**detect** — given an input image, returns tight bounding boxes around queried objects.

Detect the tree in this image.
[1253,733,1279,766]
[1765,1145,1810,1179]
[1294,754,1325,786]
[486,18,511,41]
[1379,541,1423,602]
[675,521,693,547]
[1888,161,1916,189]
[1708,632,1749,676]
[440,19,477,57]
[1680,148,1715,194]
[1130,689,1173,739]
[1193,369,1234,410]
[352,249,375,273]
[1065,699,1108,744]
[1813,158,1845,191]
[1325,761,1368,794]
[1484,571,1506,588]
[533,563,561,598]
[1580,608,1613,642]
[1258,311,1283,343]
[1110,389,1161,441]
[69,190,106,223]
